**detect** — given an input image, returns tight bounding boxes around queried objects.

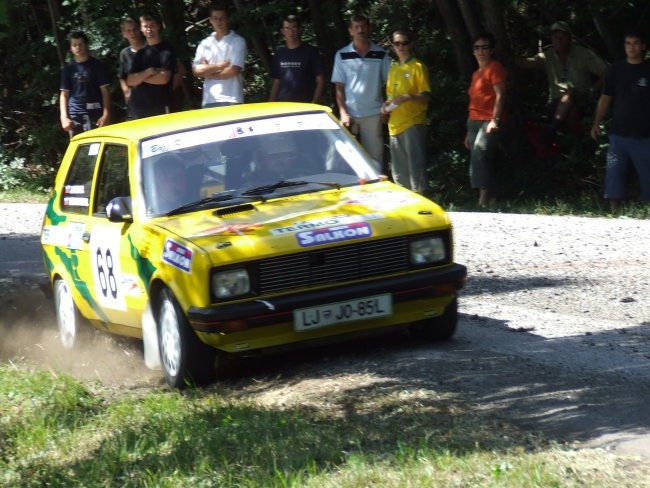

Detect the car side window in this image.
[60,143,101,215]
[93,144,130,215]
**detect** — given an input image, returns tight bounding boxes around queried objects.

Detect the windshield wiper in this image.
[165,191,263,216]
[241,180,309,195]
[242,179,342,196]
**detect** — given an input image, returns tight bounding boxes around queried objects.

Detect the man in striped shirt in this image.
[332,13,391,171]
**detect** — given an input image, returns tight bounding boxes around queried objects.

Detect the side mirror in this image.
[106,196,133,223]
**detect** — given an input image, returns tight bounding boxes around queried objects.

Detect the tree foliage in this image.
[1,0,649,204]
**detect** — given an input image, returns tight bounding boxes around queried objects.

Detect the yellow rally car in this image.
[41,102,467,388]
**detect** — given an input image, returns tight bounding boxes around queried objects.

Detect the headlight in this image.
[410,237,446,264]
[212,269,250,298]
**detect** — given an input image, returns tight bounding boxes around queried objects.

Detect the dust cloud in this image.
[0,286,161,387]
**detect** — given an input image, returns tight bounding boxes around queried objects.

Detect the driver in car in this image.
[248,133,299,187]
[151,155,188,213]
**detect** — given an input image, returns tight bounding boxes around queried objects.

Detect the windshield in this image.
[140,112,379,216]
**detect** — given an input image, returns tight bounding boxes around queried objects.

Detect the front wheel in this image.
[53,278,82,349]
[157,288,215,388]
[410,298,458,341]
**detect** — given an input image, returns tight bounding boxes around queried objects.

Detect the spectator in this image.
[381,29,431,194]
[464,32,506,208]
[517,21,607,143]
[127,12,178,119]
[331,12,391,170]
[192,3,247,107]
[590,31,650,212]
[268,14,325,103]
[118,17,146,120]
[59,31,111,137]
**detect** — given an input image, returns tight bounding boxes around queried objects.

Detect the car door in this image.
[86,142,148,330]
[54,140,144,330]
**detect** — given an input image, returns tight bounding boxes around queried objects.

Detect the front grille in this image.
[257,233,447,294]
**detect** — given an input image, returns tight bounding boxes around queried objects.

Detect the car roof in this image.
[70,102,333,143]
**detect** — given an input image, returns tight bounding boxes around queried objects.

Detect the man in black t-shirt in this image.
[269,14,325,103]
[59,31,111,137]
[127,13,177,119]
[591,31,650,211]
[118,17,146,120]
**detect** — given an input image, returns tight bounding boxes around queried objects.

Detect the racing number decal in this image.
[96,247,118,299]
[89,226,126,311]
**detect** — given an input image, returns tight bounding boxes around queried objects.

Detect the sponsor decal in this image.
[141,113,336,159]
[271,213,383,235]
[41,222,85,250]
[63,196,90,207]
[193,223,262,237]
[297,222,372,247]
[346,191,418,210]
[162,239,193,273]
[121,274,144,297]
[64,184,86,195]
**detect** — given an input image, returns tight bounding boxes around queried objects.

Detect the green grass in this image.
[1,365,648,487]
[0,188,49,203]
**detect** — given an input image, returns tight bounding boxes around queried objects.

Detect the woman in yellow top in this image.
[381,29,431,195]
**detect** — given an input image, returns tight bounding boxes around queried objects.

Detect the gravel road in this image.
[1,203,649,458]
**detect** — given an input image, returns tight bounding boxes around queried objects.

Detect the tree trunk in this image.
[457,0,482,40]
[592,13,620,61]
[233,0,272,73]
[308,0,348,79]
[46,0,64,68]
[480,0,512,65]
[481,0,530,174]
[433,0,474,80]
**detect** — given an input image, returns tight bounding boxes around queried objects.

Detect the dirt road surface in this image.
[1,203,649,458]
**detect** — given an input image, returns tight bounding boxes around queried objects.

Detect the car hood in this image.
[154,182,451,262]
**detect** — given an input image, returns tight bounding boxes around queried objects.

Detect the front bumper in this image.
[188,263,467,332]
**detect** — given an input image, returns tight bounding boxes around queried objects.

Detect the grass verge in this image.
[0,188,49,204]
[1,364,648,487]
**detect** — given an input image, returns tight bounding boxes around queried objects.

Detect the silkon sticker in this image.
[162,239,193,273]
[296,222,372,247]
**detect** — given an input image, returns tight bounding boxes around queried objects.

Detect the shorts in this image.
[466,119,499,190]
[68,111,102,138]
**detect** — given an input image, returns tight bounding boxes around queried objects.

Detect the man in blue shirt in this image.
[591,31,650,211]
[59,31,111,137]
[269,14,325,103]
[332,13,391,170]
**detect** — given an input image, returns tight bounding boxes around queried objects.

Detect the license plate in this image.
[294,293,392,331]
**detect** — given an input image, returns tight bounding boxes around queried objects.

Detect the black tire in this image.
[410,298,458,341]
[53,278,84,349]
[157,288,216,388]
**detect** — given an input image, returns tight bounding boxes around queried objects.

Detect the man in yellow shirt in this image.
[381,29,431,194]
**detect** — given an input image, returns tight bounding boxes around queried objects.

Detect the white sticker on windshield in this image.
[141,113,339,159]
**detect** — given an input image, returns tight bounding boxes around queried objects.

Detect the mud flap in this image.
[142,301,161,370]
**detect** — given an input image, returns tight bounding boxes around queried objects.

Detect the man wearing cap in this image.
[518,21,607,142]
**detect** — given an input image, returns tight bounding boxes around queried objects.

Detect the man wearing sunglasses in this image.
[381,29,431,195]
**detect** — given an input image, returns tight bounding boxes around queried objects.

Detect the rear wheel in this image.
[410,298,458,341]
[53,278,82,348]
[157,288,215,388]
